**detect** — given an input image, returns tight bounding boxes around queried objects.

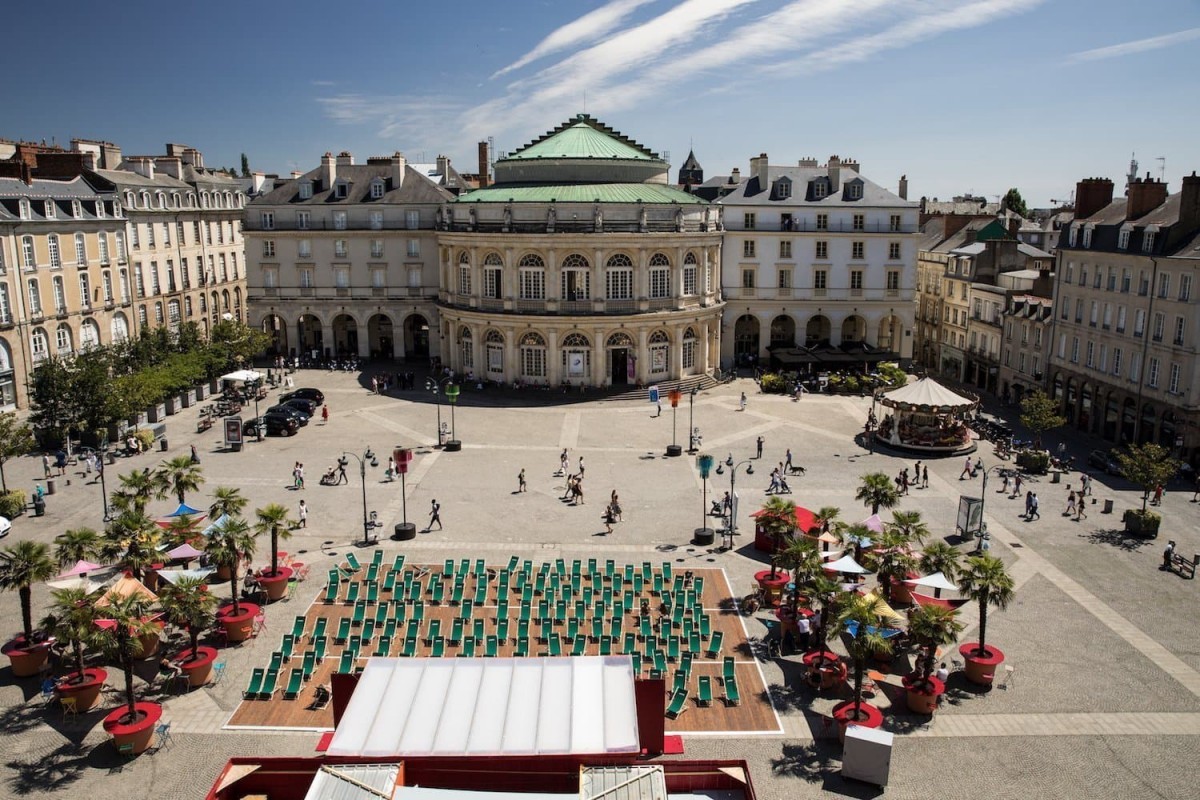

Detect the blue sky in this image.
[3,0,1199,207]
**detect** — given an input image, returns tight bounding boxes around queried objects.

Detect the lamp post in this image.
[715,454,754,549]
[426,377,460,449]
[97,439,111,522]
[687,387,699,453]
[694,453,715,546]
[250,379,263,441]
[973,463,1006,553]
[666,389,683,457]
[444,383,461,451]
[342,448,378,545]
[391,448,417,540]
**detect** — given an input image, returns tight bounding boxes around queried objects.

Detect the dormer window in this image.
[813,180,828,200]
[95,200,105,218]
[18,199,30,219]
[299,181,312,200]
[335,181,349,199]
[44,200,56,219]
[1118,224,1131,250]
[1143,228,1157,252]
[846,180,863,200]
[1068,225,1077,247]
[1082,224,1093,248]
[72,200,82,218]
[370,180,385,199]
[774,177,791,200]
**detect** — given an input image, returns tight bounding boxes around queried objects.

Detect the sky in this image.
[3,0,1199,208]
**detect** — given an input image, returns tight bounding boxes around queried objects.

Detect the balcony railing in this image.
[739,221,917,234]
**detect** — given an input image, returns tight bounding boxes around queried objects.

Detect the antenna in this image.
[1156,157,1166,182]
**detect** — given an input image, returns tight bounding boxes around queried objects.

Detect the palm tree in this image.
[254,503,293,577]
[208,486,248,520]
[53,527,102,569]
[758,496,797,579]
[100,510,162,582]
[957,554,1014,659]
[158,576,217,661]
[42,587,101,683]
[838,593,894,718]
[869,529,919,598]
[855,472,900,515]
[919,542,963,586]
[205,516,257,616]
[886,509,930,547]
[814,506,842,535]
[95,592,158,721]
[159,515,199,549]
[907,603,964,688]
[156,455,204,505]
[112,468,161,515]
[778,538,821,613]
[0,540,58,641]
[807,573,846,671]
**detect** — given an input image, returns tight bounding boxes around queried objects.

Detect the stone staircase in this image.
[606,373,721,402]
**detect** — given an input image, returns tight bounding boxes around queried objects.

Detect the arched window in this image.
[649,330,669,374]
[485,329,504,375]
[606,254,633,268]
[458,251,470,264]
[607,332,634,348]
[141,191,151,208]
[649,254,670,299]
[649,252,670,267]
[155,191,166,209]
[458,326,473,371]
[561,254,591,301]
[30,327,48,363]
[155,301,164,324]
[682,327,697,370]
[518,254,545,300]
[561,332,591,378]
[520,332,547,379]
[55,324,72,354]
[518,254,544,268]
[683,252,699,295]
[457,251,472,295]
[561,253,589,269]
[80,319,100,350]
[168,299,181,327]
[606,254,634,301]
[483,253,503,266]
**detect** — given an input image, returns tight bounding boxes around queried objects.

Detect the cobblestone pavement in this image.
[1,370,1197,799]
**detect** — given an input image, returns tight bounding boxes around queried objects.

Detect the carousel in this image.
[873,378,978,456]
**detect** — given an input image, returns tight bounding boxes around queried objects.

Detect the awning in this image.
[750,505,818,534]
[202,514,233,537]
[96,575,158,607]
[843,620,904,639]
[880,377,977,412]
[165,542,205,560]
[167,502,205,518]
[56,559,107,578]
[911,592,969,610]
[156,568,216,585]
[220,369,262,383]
[823,555,871,575]
[861,514,884,533]
[904,571,958,593]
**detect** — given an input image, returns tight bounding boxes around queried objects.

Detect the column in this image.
[321,322,334,359]
[504,328,517,385]
[637,328,649,386]
[672,327,684,380]
[547,327,561,386]
[357,316,370,359]
[701,323,711,373]
[594,327,607,386]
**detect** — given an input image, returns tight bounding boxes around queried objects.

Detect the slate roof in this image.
[0,175,115,222]
[92,168,192,190]
[950,241,1052,259]
[714,166,913,208]
[504,115,661,163]
[453,182,705,205]
[1168,228,1200,260]
[251,164,454,206]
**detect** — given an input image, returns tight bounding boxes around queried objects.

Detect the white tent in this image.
[904,571,959,593]
[220,369,262,384]
[327,656,640,758]
[823,554,871,574]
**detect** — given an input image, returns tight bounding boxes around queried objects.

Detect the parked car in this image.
[0,515,10,538]
[267,405,309,426]
[243,414,298,437]
[281,388,324,405]
[280,397,317,416]
[1087,449,1122,475]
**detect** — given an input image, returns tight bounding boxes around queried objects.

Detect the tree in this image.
[27,355,78,446]
[42,587,101,683]
[885,509,930,547]
[757,496,797,579]
[53,527,102,569]
[907,603,965,688]
[0,411,35,493]
[95,592,158,721]
[254,502,293,577]
[205,516,257,616]
[209,486,248,520]
[814,506,842,535]
[957,554,1014,659]
[1019,390,1065,449]
[0,540,58,640]
[777,538,821,613]
[1001,188,1029,218]
[1115,442,1180,512]
[855,472,900,515]
[919,541,963,585]
[158,576,217,661]
[870,529,919,598]
[805,573,845,669]
[240,153,251,177]
[112,468,162,515]
[838,593,894,718]
[156,455,204,505]
[100,510,162,582]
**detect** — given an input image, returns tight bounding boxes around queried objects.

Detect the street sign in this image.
[648,386,659,404]
[394,448,413,474]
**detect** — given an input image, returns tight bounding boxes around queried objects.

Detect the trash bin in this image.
[33,497,46,517]
[1103,498,1114,514]
[1050,471,1061,484]
[45,479,57,496]
[160,437,169,452]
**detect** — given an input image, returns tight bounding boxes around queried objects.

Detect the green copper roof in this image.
[454,183,706,205]
[504,116,660,162]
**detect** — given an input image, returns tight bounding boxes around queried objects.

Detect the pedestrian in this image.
[1193,475,1200,502]
[901,469,910,495]
[292,461,302,489]
[572,478,585,505]
[559,449,569,477]
[1162,540,1176,570]
[371,376,378,394]
[756,436,764,459]
[298,499,308,528]
[960,456,972,480]
[1080,473,1091,496]
[1024,490,1033,518]
[739,392,747,412]
[190,444,200,464]
[1152,484,1164,506]
[386,456,395,481]
[1074,496,1087,521]
[796,614,811,650]
[296,463,305,490]
[785,449,793,473]
[518,468,527,493]
[321,404,329,425]
[1001,472,1010,494]
[562,475,576,500]
[1065,490,1076,517]
[603,504,615,534]
[427,499,442,531]
[922,465,929,489]
[915,460,922,481]
[337,457,348,485]
[1029,492,1040,520]
[84,452,93,476]
[722,491,732,514]
[55,449,67,476]
[656,399,662,417]
[578,456,585,478]
[42,454,51,479]
[610,490,622,521]
[1011,473,1023,498]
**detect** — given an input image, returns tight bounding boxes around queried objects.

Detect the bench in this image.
[1168,553,1198,580]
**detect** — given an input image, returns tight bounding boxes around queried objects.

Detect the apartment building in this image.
[998,295,1054,405]
[1048,174,1200,462]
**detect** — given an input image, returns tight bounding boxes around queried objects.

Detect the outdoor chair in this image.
[706,631,724,659]
[460,637,476,657]
[59,695,78,719]
[280,634,295,661]
[665,688,688,719]
[282,668,304,700]
[371,549,383,568]
[243,668,264,700]
[724,674,740,706]
[312,636,328,663]
[210,662,226,686]
[698,676,712,707]
[290,616,306,641]
[337,651,354,674]
[40,678,56,704]
[343,552,361,573]
[154,722,173,750]
[258,668,279,700]
[431,636,446,658]
[335,619,352,644]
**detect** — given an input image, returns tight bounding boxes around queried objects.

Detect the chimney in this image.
[435,154,450,181]
[898,174,908,200]
[321,152,336,189]
[391,152,407,188]
[1126,174,1169,220]
[729,167,741,184]
[477,141,489,188]
[749,153,768,192]
[1007,216,1020,238]
[1178,172,1200,234]
[182,148,203,168]
[336,151,354,167]
[156,157,182,179]
[828,155,842,192]
[1073,177,1114,220]
[798,157,818,167]
[129,157,154,180]
[842,158,859,174]
[290,171,303,179]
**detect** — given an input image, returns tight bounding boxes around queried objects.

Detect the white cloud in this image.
[1065,26,1200,64]
[315,94,466,146]
[492,0,657,79]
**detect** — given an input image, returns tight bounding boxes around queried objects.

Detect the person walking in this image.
[602,504,615,534]
[578,456,585,478]
[321,404,329,425]
[610,490,622,521]
[190,444,200,464]
[337,457,349,485]
[298,499,308,528]
[518,469,527,493]
[785,449,794,473]
[756,436,764,459]
[1152,484,1164,506]
[292,462,302,489]
[1080,473,1091,496]
[426,499,442,531]
[1028,492,1040,520]
[1011,473,1023,499]
[42,454,51,479]
[296,463,305,490]
[1163,540,1176,570]
[1074,495,1087,521]
[559,450,569,477]
[959,456,972,480]
[656,398,662,417]
[386,456,395,481]
[1024,490,1034,518]
[922,465,929,489]
[1065,490,1077,517]
[914,461,922,482]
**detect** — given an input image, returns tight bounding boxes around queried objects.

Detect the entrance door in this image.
[611,348,628,385]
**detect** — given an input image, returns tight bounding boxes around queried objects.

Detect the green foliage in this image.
[1115,443,1180,512]
[240,153,251,177]
[1016,450,1050,474]
[0,539,57,639]
[759,373,789,394]
[156,455,204,505]
[43,587,101,682]
[95,591,159,717]
[1001,188,1029,218]
[838,593,895,716]
[254,503,293,577]
[28,356,77,445]
[134,429,156,452]
[855,472,900,514]
[1122,508,1161,537]
[0,412,35,493]
[919,542,962,584]
[0,490,26,519]
[158,575,218,659]
[957,554,1014,658]
[53,527,101,569]
[908,603,964,685]
[1019,390,1065,445]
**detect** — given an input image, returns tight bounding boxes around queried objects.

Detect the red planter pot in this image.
[802,650,848,690]
[889,581,915,606]
[754,570,791,608]
[217,602,260,643]
[831,699,884,743]
[102,701,163,755]
[136,621,165,660]
[55,667,109,712]
[959,642,1005,687]
[902,672,945,714]
[257,567,294,603]
[174,646,218,688]
[2,635,53,678]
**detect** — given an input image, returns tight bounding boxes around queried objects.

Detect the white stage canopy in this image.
[326,656,640,758]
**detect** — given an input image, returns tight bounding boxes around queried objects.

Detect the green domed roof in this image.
[503,115,661,163]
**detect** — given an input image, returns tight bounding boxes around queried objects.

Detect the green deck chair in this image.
[282,668,304,700]
[665,688,688,719]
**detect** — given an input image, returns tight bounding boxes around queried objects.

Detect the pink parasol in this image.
[166,542,205,560]
[57,559,106,578]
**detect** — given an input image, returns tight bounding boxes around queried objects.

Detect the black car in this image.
[243,413,298,437]
[281,388,324,405]
[267,405,310,426]
[1087,449,1121,475]
[280,397,317,416]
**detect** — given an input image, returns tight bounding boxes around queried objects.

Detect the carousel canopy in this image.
[879,377,976,412]
[220,369,262,384]
[823,555,871,575]
[904,571,958,592]
[167,502,204,518]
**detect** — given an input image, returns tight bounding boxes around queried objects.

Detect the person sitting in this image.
[125,436,140,456]
[159,657,184,690]
[935,662,950,682]
[320,466,338,485]
[312,682,332,710]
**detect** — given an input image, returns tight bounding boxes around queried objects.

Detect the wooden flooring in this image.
[226,558,779,734]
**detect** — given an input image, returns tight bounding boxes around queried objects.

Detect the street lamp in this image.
[250,379,263,441]
[342,447,379,545]
[666,389,683,457]
[971,463,1008,553]
[687,387,699,454]
[444,383,461,452]
[426,377,461,450]
[97,438,111,522]
[695,453,715,545]
[714,454,754,549]
[391,448,416,540]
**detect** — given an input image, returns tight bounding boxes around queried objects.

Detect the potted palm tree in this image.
[870,529,920,605]
[53,527,102,569]
[855,472,901,515]
[43,587,108,711]
[100,508,163,585]
[97,593,163,755]
[800,573,849,690]
[0,540,58,677]
[253,503,294,602]
[206,515,259,643]
[753,496,795,606]
[831,593,892,741]
[159,576,219,687]
[902,603,964,713]
[208,487,248,582]
[957,553,1014,687]
[919,542,963,589]
[155,455,204,505]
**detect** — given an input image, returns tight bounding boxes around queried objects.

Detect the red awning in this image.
[911,592,968,610]
[750,505,818,534]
